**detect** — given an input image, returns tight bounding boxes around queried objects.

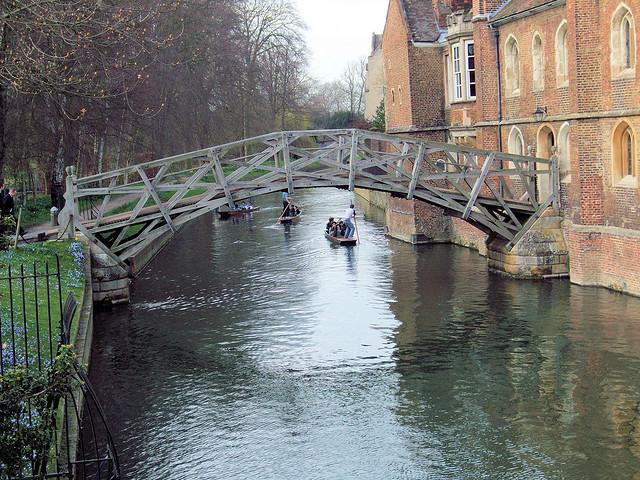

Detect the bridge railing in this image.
[60,129,557,264]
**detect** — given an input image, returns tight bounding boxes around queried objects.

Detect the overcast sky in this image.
[294,0,389,83]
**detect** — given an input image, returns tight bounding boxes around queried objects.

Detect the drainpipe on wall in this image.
[491,24,503,153]
[491,23,505,198]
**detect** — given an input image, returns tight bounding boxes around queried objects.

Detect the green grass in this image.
[0,241,85,369]
[15,195,52,228]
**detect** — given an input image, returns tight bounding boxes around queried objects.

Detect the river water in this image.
[90,188,640,480]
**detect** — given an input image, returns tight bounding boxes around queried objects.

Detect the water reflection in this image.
[90,188,640,480]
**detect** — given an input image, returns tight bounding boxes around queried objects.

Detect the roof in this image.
[399,0,442,43]
[491,0,562,23]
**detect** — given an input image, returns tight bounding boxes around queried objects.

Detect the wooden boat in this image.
[218,205,260,219]
[324,232,357,246]
[278,210,302,224]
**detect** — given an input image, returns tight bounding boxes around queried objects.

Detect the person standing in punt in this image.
[343,203,356,239]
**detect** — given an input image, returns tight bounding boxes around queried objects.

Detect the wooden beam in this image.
[282,133,294,194]
[136,167,176,233]
[210,150,236,209]
[348,131,358,191]
[407,144,425,200]
[463,153,495,220]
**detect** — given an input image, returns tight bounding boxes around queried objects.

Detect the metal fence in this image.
[0,256,120,480]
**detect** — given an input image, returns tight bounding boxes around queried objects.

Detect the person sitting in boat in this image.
[326,217,335,234]
[337,220,346,237]
[329,219,340,237]
[290,205,300,216]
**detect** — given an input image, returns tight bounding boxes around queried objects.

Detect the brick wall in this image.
[383,0,413,130]
[566,224,640,296]
[409,45,446,128]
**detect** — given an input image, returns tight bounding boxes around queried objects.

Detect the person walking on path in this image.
[2,188,16,216]
[343,203,356,239]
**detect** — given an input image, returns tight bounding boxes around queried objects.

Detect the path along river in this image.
[90,188,640,480]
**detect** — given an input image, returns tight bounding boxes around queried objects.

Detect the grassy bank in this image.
[15,195,53,228]
[0,241,85,369]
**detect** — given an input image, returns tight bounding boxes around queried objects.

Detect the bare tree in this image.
[0,0,176,202]
[234,0,306,138]
[340,58,367,117]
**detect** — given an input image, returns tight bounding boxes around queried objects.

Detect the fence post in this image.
[64,166,77,239]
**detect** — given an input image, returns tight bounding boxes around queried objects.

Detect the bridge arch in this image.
[59,129,557,271]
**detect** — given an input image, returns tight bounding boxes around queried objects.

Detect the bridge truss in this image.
[60,129,558,272]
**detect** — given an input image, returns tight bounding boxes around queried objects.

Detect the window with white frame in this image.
[466,41,476,98]
[450,40,475,102]
[452,44,463,100]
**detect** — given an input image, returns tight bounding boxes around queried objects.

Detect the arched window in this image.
[507,127,525,171]
[505,36,520,96]
[391,89,395,105]
[558,122,571,182]
[532,33,545,91]
[508,127,524,155]
[556,21,569,86]
[613,121,636,183]
[611,5,636,76]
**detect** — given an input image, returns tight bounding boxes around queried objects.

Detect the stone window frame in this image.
[398,85,403,105]
[507,126,525,168]
[611,4,636,78]
[612,120,637,187]
[505,35,521,97]
[391,88,396,105]
[555,21,569,87]
[443,51,451,105]
[508,126,525,155]
[558,122,571,183]
[532,32,545,91]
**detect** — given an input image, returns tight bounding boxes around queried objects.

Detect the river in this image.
[89,188,640,480]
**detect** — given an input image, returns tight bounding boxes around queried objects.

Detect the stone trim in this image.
[476,109,640,127]
[489,0,565,26]
[564,220,640,239]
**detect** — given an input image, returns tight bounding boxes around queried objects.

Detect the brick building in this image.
[377,0,640,296]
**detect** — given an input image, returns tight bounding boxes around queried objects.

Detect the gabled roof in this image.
[491,0,562,23]
[399,0,442,43]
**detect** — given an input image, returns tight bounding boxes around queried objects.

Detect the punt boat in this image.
[324,233,357,246]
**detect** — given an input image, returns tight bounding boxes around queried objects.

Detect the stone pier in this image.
[90,244,131,305]
[486,209,569,278]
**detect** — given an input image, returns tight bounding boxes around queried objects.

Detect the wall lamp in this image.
[533,106,548,122]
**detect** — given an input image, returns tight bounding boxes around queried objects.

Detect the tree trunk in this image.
[0,83,6,182]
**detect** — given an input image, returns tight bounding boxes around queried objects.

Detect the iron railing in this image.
[0,256,120,480]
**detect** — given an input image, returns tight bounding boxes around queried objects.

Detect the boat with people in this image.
[324,232,357,246]
[324,216,357,246]
[279,210,302,224]
[278,202,302,224]
[217,203,260,219]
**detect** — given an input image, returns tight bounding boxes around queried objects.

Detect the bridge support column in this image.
[90,243,131,305]
[486,208,569,278]
[385,196,450,244]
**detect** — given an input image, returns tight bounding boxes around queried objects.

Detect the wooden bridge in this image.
[59,129,559,272]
